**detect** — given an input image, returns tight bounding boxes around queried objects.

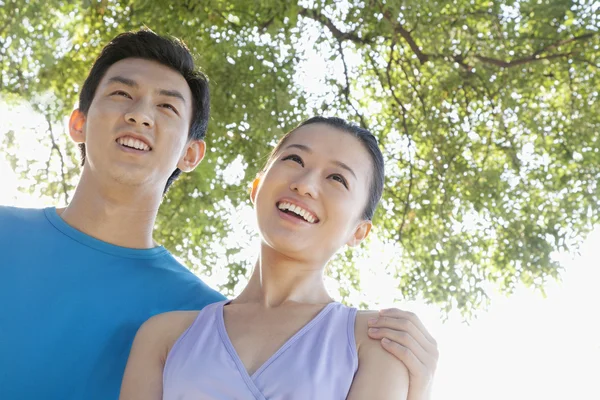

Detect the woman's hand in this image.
[367,308,439,400]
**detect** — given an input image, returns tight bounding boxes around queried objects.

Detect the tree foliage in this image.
[1,0,598,315]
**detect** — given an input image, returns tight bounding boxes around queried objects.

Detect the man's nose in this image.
[124,101,154,128]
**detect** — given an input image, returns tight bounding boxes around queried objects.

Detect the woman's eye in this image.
[282,154,304,166]
[331,174,348,188]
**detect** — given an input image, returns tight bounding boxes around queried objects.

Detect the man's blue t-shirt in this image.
[0,206,226,399]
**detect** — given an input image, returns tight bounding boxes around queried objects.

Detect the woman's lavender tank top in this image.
[163,300,358,399]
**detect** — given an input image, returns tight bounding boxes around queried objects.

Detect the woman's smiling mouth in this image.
[276,201,319,224]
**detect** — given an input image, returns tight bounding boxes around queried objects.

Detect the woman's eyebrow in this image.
[283,143,356,179]
[332,160,356,179]
[284,143,311,153]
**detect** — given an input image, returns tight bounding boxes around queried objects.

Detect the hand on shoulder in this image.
[346,310,410,400]
[366,308,439,400]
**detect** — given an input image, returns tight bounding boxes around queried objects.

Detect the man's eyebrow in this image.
[158,89,186,103]
[106,76,185,103]
[107,76,138,88]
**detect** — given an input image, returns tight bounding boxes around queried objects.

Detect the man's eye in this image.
[111,90,131,98]
[282,154,304,166]
[160,104,179,115]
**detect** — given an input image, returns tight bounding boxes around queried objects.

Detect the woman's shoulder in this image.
[144,310,201,329]
[353,310,380,349]
[135,311,202,359]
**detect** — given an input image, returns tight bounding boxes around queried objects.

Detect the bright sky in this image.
[1,100,598,400]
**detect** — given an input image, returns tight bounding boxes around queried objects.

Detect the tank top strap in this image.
[345,305,359,356]
[186,300,226,336]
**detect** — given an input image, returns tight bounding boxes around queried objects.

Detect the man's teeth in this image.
[117,137,150,151]
[277,202,316,223]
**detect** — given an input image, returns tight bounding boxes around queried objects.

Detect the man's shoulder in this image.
[0,206,47,236]
[0,205,46,222]
[145,256,226,309]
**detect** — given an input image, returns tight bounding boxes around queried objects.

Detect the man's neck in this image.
[59,175,162,249]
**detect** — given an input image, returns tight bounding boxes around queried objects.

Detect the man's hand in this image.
[367,308,438,400]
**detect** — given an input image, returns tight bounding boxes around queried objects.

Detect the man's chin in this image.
[108,170,154,188]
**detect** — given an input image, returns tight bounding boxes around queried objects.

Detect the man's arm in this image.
[367,308,439,400]
[119,311,198,400]
[347,311,410,399]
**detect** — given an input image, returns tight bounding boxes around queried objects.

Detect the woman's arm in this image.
[346,311,410,400]
[119,311,199,400]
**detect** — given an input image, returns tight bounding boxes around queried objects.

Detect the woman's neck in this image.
[58,170,162,249]
[235,243,334,307]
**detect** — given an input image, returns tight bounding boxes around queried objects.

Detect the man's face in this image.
[74,57,200,191]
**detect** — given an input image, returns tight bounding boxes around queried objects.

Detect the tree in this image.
[1,0,598,315]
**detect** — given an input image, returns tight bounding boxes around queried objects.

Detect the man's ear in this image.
[69,109,86,143]
[177,140,205,172]
[250,175,262,205]
[346,220,372,247]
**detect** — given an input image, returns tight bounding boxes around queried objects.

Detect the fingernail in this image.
[368,317,378,325]
[368,328,379,334]
[382,338,391,344]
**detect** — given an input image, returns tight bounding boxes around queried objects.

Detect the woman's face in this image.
[252,123,374,263]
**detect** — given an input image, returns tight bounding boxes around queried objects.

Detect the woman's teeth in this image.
[277,202,316,223]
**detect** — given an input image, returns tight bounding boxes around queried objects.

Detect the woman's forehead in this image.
[286,124,366,156]
[282,124,373,181]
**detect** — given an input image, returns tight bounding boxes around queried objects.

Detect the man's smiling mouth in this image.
[116,136,152,151]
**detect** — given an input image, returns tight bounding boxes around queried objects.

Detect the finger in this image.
[369,327,435,368]
[380,337,427,378]
[368,314,436,355]
[379,308,437,346]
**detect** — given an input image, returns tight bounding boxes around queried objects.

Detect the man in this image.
[0,30,437,399]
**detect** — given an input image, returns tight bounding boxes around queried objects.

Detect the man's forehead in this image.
[101,58,189,92]
[96,58,194,120]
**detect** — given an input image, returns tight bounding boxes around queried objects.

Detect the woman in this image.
[120,117,438,399]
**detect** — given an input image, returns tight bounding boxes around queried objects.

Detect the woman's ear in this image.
[177,140,205,172]
[346,220,372,247]
[250,175,262,205]
[69,109,86,143]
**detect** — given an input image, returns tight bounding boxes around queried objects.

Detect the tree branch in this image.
[382,40,416,244]
[301,4,597,72]
[396,53,428,116]
[337,40,369,129]
[384,42,418,127]
[474,52,574,68]
[574,57,600,69]
[378,6,429,64]
[298,7,373,44]
[398,161,414,244]
[45,115,70,204]
[533,32,596,56]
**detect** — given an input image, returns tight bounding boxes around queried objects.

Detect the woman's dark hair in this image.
[77,29,210,193]
[266,116,385,220]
